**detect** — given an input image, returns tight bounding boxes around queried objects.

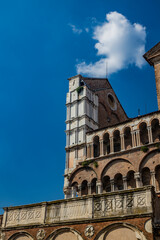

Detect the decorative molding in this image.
[84,225,94,238]
[36,229,46,240]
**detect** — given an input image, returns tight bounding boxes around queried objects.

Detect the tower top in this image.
[143,41,160,66]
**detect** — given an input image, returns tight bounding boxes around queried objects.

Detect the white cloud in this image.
[76,11,146,77]
[68,23,82,34]
[85,28,89,33]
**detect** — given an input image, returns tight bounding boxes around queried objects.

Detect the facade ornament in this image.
[0,232,5,240]
[36,229,46,240]
[84,225,94,238]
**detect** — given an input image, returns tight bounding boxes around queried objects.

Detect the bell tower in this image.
[64,75,99,179]
[144,42,160,109]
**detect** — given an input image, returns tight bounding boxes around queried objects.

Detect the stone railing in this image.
[2,186,154,228]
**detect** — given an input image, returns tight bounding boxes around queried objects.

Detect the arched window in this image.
[141,167,151,186]
[91,178,97,194]
[124,127,132,150]
[151,119,160,142]
[81,180,88,195]
[93,136,100,157]
[114,173,123,190]
[127,171,136,189]
[155,165,160,192]
[103,133,110,155]
[113,130,121,152]
[139,122,149,145]
[102,176,111,192]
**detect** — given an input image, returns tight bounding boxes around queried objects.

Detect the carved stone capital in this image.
[84,225,94,238]
[0,233,5,240]
[36,229,45,240]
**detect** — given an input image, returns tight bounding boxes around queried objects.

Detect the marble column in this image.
[91,143,94,158]
[131,131,136,147]
[120,134,125,151]
[96,181,102,194]
[110,136,114,153]
[151,171,156,189]
[110,179,114,192]
[136,130,141,146]
[87,144,90,159]
[123,176,127,190]
[71,187,76,198]
[100,139,104,156]
[78,185,82,197]
[134,172,142,188]
[147,126,153,144]
[88,183,92,195]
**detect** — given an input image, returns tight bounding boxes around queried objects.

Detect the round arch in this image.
[139,149,160,172]
[46,227,84,240]
[8,232,33,240]
[95,223,147,240]
[69,166,98,186]
[101,158,133,180]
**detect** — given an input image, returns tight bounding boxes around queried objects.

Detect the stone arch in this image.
[139,122,149,145]
[69,167,98,186]
[124,126,132,150]
[102,175,111,192]
[139,149,160,172]
[91,177,97,194]
[8,232,33,240]
[141,167,151,186]
[81,180,88,195]
[127,170,136,189]
[137,120,148,129]
[101,158,134,180]
[113,129,121,152]
[149,117,160,126]
[46,228,83,240]
[103,132,110,155]
[93,135,100,157]
[151,118,160,142]
[114,173,123,190]
[95,223,147,240]
[155,164,160,191]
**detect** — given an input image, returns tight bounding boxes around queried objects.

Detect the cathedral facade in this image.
[1,42,160,240]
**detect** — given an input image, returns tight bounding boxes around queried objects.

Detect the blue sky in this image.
[0,0,160,211]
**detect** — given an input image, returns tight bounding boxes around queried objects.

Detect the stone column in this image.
[120,134,125,151]
[123,176,127,190]
[88,183,92,195]
[100,139,104,156]
[110,179,114,192]
[136,130,141,146]
[147,126,153,144]
[64,187,71,199]
[134,172,142,188]
[78,185,82,197]
[131,131,136,147]
[91,143,94,158]
[96,181,102,194]
[110,136,114,153]
[151,171,156,189]
[71,187,76,198]
[87,144,91,159]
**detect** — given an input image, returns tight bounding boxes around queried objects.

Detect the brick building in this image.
[1,42,160,240]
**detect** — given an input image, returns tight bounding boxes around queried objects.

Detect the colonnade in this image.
[87,120,160,158]
[67,167,160,198]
